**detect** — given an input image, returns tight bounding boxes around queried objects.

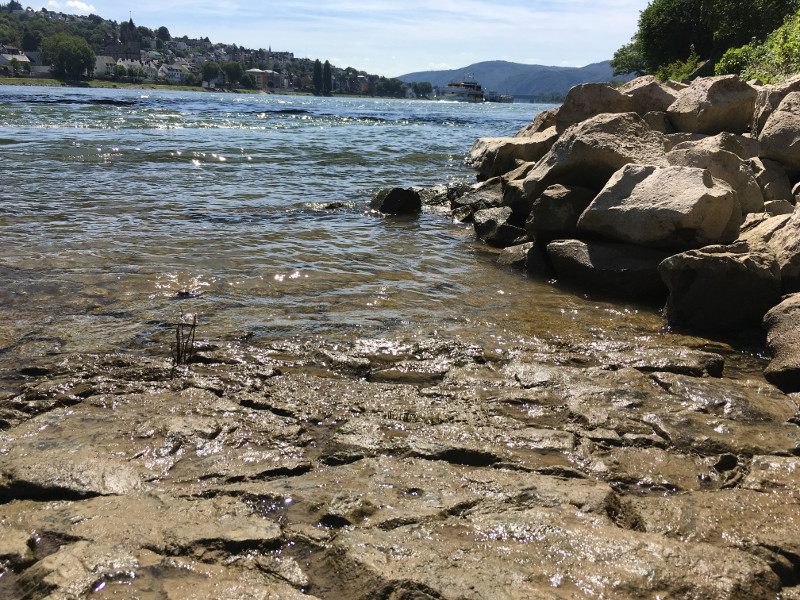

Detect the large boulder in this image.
[469,127,558,180]
[473,206,527,247]
[758,91,800,176]
[767,202,800,292]
[555,83,635,132]
[547,239,671,300]
[668,131,758,161]
[577,164,741,250]
[752,73,800,136]
[371,187,421,214]
[666,75,757,135]
[515,108,557,137]
[763,293,800,393]
[509,112,668,216]
[658,243,782,330]
[620,75,679,115]
[749,157,793,202]
[524,184,596,244]
[667,146,764,214]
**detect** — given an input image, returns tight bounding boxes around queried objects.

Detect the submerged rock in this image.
[371,187,422,214]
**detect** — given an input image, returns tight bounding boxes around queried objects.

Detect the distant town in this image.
[0,3,433,97]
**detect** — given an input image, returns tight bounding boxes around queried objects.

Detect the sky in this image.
[36,0,651,77]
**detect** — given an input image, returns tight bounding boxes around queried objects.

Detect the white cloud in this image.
[66,0,96,14]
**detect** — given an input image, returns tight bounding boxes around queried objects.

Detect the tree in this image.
[611,38,648,76]
[4,1,22,11]
[9,56,19,74]
[376,77,404,98]
[312,59,322,94]
[322,59,332,94]
[112,62,127,81]
[637,0,712,73]
[201,60,221,82]
[39,33,96,80]
[156,26,170,42]
[221,60,244,86]
[414,81,433,97]
[701,0,799,49]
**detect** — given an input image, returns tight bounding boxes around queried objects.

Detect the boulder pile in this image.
[458,74,800,392]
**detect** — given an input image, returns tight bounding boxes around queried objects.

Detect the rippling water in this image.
[0,85,739,378]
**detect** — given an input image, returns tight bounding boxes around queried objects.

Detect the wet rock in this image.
[763,292,800,392]
[0,525,36,569]
[524,183,596,244]
[370,187,422,214]
[332,509,780,600]
[469,128,557,180]
[659,243,782,330]
[546,238,670,300]
[472,206,527,248]
[742,455,800,492]
[449,178,503,222]
[578,164,741,250]
[555,82,635,132]
[632,488,800,561]
[496,241,534,269]
[666,75,758,135]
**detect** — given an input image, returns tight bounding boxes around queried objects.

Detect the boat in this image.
[485,90,514,103]
[438,74,485,103]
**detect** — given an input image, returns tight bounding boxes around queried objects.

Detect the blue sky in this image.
[38,0,650,76]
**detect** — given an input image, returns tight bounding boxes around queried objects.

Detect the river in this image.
[0,86,745,385]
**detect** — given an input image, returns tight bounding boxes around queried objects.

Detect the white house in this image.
[94,55,116,78]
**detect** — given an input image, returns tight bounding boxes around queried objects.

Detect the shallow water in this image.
[0,86,756,381]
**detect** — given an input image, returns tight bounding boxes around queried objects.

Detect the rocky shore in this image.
[1,75,800,600]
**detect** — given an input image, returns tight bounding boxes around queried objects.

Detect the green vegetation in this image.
[716,11,800,81]
[39,32,95,79]
[612,0,800,82]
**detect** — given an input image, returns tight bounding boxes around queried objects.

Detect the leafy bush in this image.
[656,45,702,81]
[714,10,800,82]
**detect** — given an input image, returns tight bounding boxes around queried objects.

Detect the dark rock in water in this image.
[451,178,503,221]
[473,207,527,248]
[497,242,553,276]
[763,292,800,393]
[547,239,670,300]
[525,184,596,245]
[371,187,422,214]
[659,242,782,330]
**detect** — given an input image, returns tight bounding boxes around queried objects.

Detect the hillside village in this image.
[0,5,413,96]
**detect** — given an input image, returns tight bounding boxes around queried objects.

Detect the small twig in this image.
[171,310,197,372]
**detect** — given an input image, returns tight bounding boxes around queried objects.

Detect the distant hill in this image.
[397,60,633,101]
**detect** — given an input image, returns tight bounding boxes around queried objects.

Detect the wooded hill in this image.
[397,60,634,101]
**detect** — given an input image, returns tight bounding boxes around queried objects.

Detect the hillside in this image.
[398,60,632,100]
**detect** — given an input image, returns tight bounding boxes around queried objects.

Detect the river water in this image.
[0,85,743,381]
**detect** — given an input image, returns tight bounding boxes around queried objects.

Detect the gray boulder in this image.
[525,184,596,244]
[511,112,668,214]
[473,206,527,248]
[752,73,800,136]
[578,164,741,250]
[469,127,557,180]
[371,187,422,214]
[643,111,676,133]
[763,293,800,393]
[767,202,800,292]
[547,239,671,300]
[555,83,635,132]
[669,131,758,160]
[667,146,764,214]
[497,242,552,276]
[666,75,757,135]
[620,75,679,115]
[749,157,793,202]
[765,199,795,215]
[759,91,800,176]
[515,108,557,137]
[658,243,782,330]
[450,178,503,222]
